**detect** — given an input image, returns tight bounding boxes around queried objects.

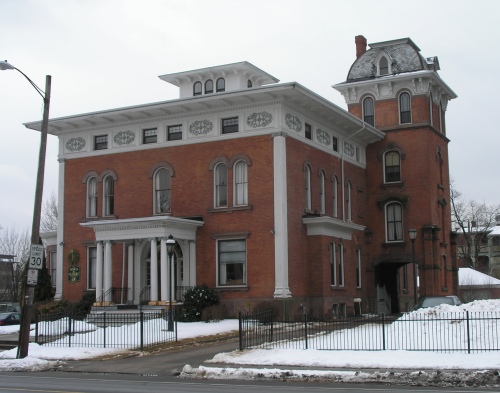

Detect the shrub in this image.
[179,284,219,322]
[201,304,227,322]
[72,291,96,320]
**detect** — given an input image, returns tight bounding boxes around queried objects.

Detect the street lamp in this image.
[1,60,51,359]
[408,228,418,309]
[166,234,176,331]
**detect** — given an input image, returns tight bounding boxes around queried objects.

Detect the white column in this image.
[170,250,176,302]
[104,241,113,303]
[127,243,134,303]
[272,132,291,298]
[189,241,196,287]
[150,238,158,302]
[55,158,65,300]
[160,238,168,302]
[96,241,104,302]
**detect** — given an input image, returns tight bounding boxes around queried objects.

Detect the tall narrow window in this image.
[399,92,411,124]
[386,202,403,242]
[154,168,171,214]
[87,177,98,217]
[305,165,311,210]
[384,151,401,183]
[305,123,312,140]
[332,176,338,218]
[88,247,97,289]
[338,243,344,287]
[216,77,225,92]
[247,79,252,88]
[193,81,202,96]
[103,176,114,216]
[356,249,361,288]
[320,171,326,214]
[205,79,214,94]
[363,97,374,126]
[345,181,352,221]
[332,136,338,152]
[215,163,228,208]
[379,56,389,75]
[330,242,336,286]
[50,251,57,287]
[218,239,246,286]
[234,161,248,206]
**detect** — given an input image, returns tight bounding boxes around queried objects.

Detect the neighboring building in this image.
[458,267,500,301]
[29,36,458,317]
[487,217,500,278]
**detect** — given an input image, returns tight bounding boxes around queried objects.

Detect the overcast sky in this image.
[1,0,499,232]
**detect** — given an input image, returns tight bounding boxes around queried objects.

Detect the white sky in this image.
[1,0,499,231]
[0,300,499,378]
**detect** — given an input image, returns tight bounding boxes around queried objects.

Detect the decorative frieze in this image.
[65,137,86,152]
[285,113,302,132]
[344,141,355,157]
[189,120,213,136]
[316,128,331,146]
[114,130,135,146]
[246,111,272,128]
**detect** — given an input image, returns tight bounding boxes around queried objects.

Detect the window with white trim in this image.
[305,165,311,210]
[320,171,326,214]
[214,163,228,208]
[330,242,336,286]
[94,135,108,150]
[168,124,182,141]
[193,81,202,96]
[363,97,374,126]
[222,117,238,134]
[143,128,157,144]
[50,251,57,287]
[356,249,361,288]
[218,239,246,286]
[87,177,98,217]
[216,78,225,92]
[384,151,401,183]
[386,202,403,242]
[88,246,97,289]
[205,79,213,94]
[103,175,114,216]
[154,168,171,214]
[379,56,389,75]
[399,92,411,124]
[234,161,248,206]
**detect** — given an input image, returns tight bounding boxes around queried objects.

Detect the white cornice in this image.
[302,216,365,240]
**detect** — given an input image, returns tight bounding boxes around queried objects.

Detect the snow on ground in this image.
[0,300,499,385]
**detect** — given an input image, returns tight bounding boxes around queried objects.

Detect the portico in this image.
[80,216,203,306]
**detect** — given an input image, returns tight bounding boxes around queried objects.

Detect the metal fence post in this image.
[103,312,106,349]
[140,311,144,351]
[382,313,386,351]
[238,310,243,351]
[68,314,72,348]
[34,312,39,344]
[304,313,308,350]
[466,311,471,354]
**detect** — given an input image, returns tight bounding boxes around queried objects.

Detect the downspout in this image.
[341,122,366,221]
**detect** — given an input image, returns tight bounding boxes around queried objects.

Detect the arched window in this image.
[234,161,248,206]
[384,151,401,183]
[345,181,352,221]
[214,163,228,208]
[386,202,403,242]
[319,171,326,214]
[247,79,252,88]
[103,175,114,216]
[154,168,171,214]
[399,92,411,124]
[193,81,202,96]
[363,97,374,126]
[216,77,225,92]
[87,177,98,217]
[205,79,213,94]
[379,56,389,75]
[304,165,311,210]
[332,175,338,218]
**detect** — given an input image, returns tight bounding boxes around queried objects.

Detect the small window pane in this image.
[222,117,238,134]
[168,125,182,141]
[143,128,157,144]
[379,57,389,75]
[205,80,214,94]
[305,123,312,140]
[193,82,202,96]
[216,78,225,92]
[94,135,108,150]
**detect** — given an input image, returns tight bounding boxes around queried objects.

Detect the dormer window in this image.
[205,80,213,94]
[193,81,202,96]
[216,78,225,92]
[379,56,389,76]
[247,80,252,88]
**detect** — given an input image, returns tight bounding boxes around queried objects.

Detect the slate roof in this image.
[346,38,431,82]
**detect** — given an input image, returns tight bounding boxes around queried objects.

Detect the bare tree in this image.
[0,227,30,302]
[40,192,58,233]
[450,179,499,270]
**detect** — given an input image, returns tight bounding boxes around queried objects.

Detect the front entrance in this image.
[375,262,409,314]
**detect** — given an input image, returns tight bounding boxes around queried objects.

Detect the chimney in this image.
[355,35,367,59]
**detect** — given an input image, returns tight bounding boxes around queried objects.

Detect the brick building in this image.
[32,36,458,317]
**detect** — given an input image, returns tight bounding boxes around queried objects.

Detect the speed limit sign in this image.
[29,244,44,270]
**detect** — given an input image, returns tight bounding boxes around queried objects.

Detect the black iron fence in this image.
[35,309,177,350]
[238,310,500,353]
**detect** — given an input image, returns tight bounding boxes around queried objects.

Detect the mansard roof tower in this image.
[335,36,458,310]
